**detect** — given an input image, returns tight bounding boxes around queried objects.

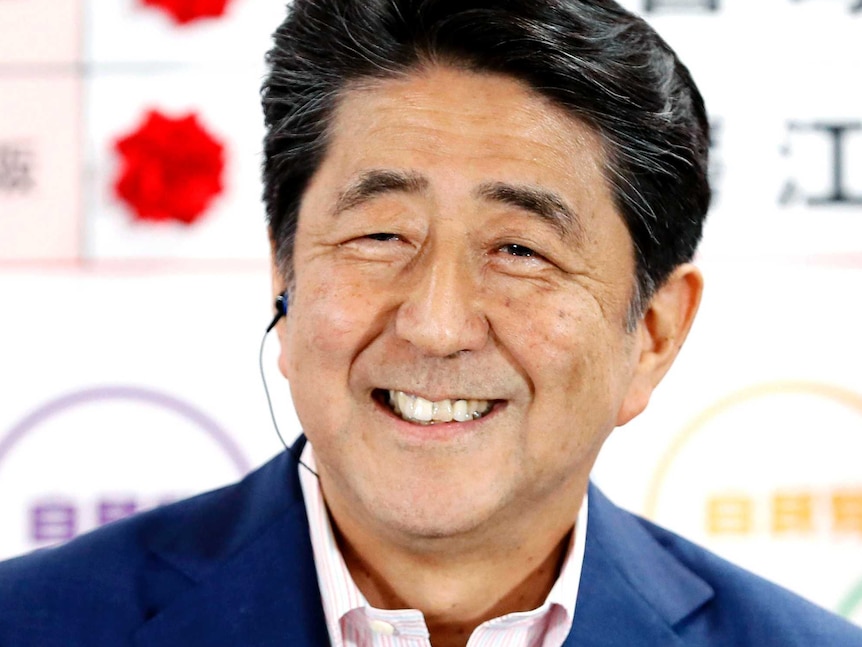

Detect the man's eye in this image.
[366,232,401,242]
[499,244,536,258]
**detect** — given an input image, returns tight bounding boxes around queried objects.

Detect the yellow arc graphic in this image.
[644,380,862,519]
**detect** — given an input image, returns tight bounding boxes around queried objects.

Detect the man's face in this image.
[277,66,648,543]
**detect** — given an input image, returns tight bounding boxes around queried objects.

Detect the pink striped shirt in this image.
[298,442,588,647]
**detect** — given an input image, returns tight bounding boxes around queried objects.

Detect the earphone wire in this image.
[259,325,319,479]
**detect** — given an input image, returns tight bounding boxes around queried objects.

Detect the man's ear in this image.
[268,233,291,380]
[616,263,703,427]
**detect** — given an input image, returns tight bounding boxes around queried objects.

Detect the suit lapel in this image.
[563,485,714,646]
[134,442,330,647]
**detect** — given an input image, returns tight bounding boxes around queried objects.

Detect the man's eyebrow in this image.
[332,169,429,216]
[476,182,582,241]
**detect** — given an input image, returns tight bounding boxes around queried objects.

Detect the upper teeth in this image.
[388,390,492,424]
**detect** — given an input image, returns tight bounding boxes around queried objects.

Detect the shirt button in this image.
[368,619,396,636]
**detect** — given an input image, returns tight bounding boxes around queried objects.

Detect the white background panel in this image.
[84,0,287,64]
[0,0,82,64]
[0,76,82,261]
[0,268,299,560]
[84,65,270,261]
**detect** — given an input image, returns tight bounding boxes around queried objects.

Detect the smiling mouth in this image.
[376,389,495,425]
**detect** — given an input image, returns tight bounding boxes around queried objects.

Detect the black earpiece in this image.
[265,291,289,333]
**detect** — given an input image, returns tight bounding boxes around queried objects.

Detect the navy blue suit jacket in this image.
[1,439,860,646]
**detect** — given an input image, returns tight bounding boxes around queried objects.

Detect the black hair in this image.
[261,0,710,316]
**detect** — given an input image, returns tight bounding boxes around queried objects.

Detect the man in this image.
[1,1,860,645]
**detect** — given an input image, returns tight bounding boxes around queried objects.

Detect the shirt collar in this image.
[298,440,588,646]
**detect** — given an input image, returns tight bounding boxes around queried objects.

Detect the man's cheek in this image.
[501,299,586,363]
[301,291,374,358]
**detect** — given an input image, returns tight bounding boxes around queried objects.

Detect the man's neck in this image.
[335,522,572,647]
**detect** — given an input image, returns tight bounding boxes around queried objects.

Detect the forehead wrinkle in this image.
[331,169,430,217]
[476,181,583,243]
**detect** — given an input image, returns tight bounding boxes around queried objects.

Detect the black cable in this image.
[258,325,319,479]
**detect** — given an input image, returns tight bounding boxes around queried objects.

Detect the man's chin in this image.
[353,488,516,550]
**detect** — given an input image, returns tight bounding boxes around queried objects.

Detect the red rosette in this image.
[113,110,226,226]
[139,0,233,25]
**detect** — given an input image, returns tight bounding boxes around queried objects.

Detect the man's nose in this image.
[394,251,489,357]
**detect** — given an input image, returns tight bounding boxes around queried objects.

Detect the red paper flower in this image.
[140,0,233,25]
[113,110,225,225]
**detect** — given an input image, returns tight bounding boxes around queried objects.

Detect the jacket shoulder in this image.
[636,511,862,645]
[0,452,299,646]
